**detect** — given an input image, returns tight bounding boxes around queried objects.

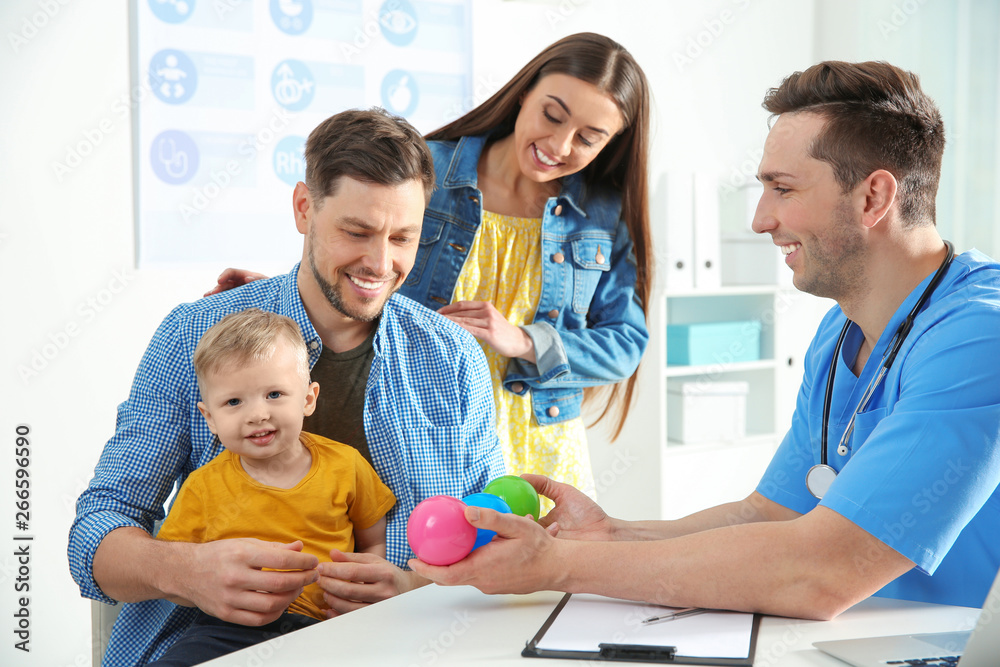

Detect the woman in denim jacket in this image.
[208,34,652,504]
[401,33,653,504]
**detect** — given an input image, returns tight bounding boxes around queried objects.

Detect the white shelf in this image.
[664,359,776,378]
[665,433,780,454]
[664,284,780,298]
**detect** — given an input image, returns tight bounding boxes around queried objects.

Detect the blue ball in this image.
[462,493,512,551]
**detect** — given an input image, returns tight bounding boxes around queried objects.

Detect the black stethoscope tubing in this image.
[808,241,955,499]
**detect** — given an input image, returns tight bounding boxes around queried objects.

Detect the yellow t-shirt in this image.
[452,210,595,509]
[157,432,396,620]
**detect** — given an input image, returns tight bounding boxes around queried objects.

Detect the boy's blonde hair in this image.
[194,309,310,390]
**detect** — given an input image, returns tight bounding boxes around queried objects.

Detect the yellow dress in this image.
[453,210,596,511]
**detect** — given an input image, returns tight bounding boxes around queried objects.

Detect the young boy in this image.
[151,308,396,665]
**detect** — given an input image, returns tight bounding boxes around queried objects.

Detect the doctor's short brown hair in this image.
[763,60,945,228]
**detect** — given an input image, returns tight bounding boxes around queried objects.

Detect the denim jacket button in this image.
[547,406,560,418]
[552,252,565,264]
[511,382,524,393]
[468,196,479,204]
[553,204,563,216]
[547,309,559,319]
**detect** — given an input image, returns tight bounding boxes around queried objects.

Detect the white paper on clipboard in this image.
[532,594,755,659]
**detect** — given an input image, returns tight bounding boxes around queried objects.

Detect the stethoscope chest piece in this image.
[806,463,838,499]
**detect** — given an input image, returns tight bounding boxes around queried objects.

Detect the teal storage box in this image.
[666,320,762,366]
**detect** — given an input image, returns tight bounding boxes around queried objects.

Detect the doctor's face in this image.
[752,112,868,301]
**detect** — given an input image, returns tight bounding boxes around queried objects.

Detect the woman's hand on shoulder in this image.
[203,268,269,297]
[438,300,536,362]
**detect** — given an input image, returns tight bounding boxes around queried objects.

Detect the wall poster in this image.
[133,0,473,267]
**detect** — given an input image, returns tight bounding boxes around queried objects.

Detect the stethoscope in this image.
[805,241,955,499]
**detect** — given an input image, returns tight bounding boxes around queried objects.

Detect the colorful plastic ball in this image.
[406,495,476,566]
[484,475,541,521]
[462,493,512,551]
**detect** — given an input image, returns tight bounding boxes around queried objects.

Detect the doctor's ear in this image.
[860,169,898,229]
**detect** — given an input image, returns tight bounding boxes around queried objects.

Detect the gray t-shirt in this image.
[302,324,376,465]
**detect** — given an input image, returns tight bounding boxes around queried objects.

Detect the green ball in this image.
[484,475,540,521]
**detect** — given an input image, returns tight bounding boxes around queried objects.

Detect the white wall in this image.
[1,1,993,664]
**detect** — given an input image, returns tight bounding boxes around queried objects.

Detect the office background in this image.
[1,0,997,664]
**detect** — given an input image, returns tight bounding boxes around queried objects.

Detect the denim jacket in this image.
[401,135,649,426]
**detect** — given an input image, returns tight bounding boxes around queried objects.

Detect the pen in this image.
[642,607,710,625]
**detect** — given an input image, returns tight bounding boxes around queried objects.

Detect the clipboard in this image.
[522,593,761,665]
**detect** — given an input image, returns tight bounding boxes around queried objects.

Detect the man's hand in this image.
[317,550,428,617]
[170,539,318,626]
[408,506,563,595]
[525,474,618,542]
[203,268,269,297]
[437,300,536,362]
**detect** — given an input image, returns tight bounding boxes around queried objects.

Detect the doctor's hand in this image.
[203,268,269,297]
[317,549,428,618]
[525,474,618,542]
[408,507,563,595]
[437,300,536,362]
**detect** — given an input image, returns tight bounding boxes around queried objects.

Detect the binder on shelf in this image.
[693,172,722,289]
[523,593,760,665]
[658,171,695,290]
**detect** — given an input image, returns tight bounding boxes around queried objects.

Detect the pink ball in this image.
[406,496,477,566]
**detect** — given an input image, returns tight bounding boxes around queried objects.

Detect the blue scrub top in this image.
[758,250,1000,609]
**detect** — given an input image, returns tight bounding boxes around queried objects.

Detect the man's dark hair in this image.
[763,61,945,227]
[304,107,434,206]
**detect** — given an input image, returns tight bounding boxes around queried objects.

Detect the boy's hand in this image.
[317,550,428,617]
[173,538,318,626]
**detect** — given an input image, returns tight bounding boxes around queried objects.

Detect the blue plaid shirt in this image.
[68,266,505,666]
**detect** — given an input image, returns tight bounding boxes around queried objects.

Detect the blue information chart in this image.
[134,0,472,268]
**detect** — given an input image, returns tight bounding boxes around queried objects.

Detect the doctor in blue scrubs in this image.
[410,60,1000,620]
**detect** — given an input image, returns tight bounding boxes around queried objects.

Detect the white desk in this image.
[202,584,980,666]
